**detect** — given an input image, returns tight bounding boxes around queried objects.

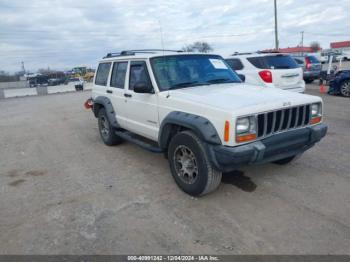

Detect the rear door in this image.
[248,55,303,90]
[108,61,129,127]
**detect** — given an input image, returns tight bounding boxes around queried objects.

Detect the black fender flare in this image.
[158,111,222,150]
[93,96,119,128]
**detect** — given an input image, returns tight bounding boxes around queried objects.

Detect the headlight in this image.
[236,116,257,143]
[310,103,322,125]
[311,103,321,117]
[236,117,250,134]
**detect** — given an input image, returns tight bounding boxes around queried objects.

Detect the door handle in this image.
[124,93,132,98]
[106,90,113,94]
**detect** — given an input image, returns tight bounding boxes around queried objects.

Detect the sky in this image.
[0,0,349,73]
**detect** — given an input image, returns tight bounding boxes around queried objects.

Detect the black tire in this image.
[168,130,222,196]
[340,80,350,97]
[273,155,296,165]
[304,79,314,84]
[98,108,123,146]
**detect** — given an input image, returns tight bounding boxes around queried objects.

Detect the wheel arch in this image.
[93,96,119,128]
[158,111,222,150]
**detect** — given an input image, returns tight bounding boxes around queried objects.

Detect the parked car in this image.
[318,54,328,64]
[328,70,350,97]
[48,78,65,86]
[28,74,49,87]
[321,50,340,63]
[86,49,327,196]
[225,52,305,93]
[293,55,322,84]
[68,77,84,91]
[335,51,350,61]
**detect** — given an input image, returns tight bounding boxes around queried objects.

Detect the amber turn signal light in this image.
[236,133,257,143]
[310,116,321,125]
[224,121,230,142]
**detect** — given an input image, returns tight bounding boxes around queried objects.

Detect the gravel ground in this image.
[0,85,349,255]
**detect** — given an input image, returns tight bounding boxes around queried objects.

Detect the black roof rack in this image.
[231,52,253,56]
[103,49,183,58]
[257,50,281,54]
[231,50,282,56]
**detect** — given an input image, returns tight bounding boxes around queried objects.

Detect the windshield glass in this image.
[150,55,241,91]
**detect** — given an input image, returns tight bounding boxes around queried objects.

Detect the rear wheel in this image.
[340,80,350,97]
[168,131,222,196]
[98,108,123,146]
[273,155,296,165]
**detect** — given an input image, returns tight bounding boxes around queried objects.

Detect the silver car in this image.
[293,55,321,84]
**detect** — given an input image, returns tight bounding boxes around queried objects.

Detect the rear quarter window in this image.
[95,62,111,86]
[247,55,299,69]
[225,58,244,70]
[294,58,304,65]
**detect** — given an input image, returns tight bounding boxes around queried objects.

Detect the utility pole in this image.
[300,31,304,47]
[21,61,26,74]
[274,0,279,50]
[301,31,304,56]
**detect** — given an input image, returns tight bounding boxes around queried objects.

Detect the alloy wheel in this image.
[340,81,350,97]
[173,145,198,184]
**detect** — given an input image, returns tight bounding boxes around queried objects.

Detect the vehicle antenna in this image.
[157,19,171,98]
[158,19,165,55]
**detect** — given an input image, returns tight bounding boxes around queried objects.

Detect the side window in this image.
[129,61,152,91]
[110,62,128,88]
[95,62,111,86]
[226,58,244,70]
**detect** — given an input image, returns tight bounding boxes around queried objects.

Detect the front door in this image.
[124,61,159,141]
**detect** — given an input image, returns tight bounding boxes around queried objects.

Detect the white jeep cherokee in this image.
[88,50,327,196]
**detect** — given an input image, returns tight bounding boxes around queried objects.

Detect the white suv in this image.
[225,52,305,93]
[88,50,327,196]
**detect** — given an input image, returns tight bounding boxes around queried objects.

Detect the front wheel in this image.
[340,80,350,97]
[168,131,222,196]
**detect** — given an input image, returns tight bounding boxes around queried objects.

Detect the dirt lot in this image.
[0,85,349,255]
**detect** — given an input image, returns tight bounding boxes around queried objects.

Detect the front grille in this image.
[257,104,311,138]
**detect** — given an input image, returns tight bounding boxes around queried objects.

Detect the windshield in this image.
[150,55,241,91]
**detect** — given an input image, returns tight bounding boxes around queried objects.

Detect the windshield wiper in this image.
[206,78,238,84]
[168,81,208,90]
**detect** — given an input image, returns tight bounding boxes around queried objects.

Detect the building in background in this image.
[330,41,350,53]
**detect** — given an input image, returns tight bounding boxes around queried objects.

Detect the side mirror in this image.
[134,81,153,93]
[238,74,245,82]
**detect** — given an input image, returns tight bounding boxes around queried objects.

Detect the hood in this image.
[168,83,320,113]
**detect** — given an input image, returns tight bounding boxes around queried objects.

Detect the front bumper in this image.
[208,123,327,172]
